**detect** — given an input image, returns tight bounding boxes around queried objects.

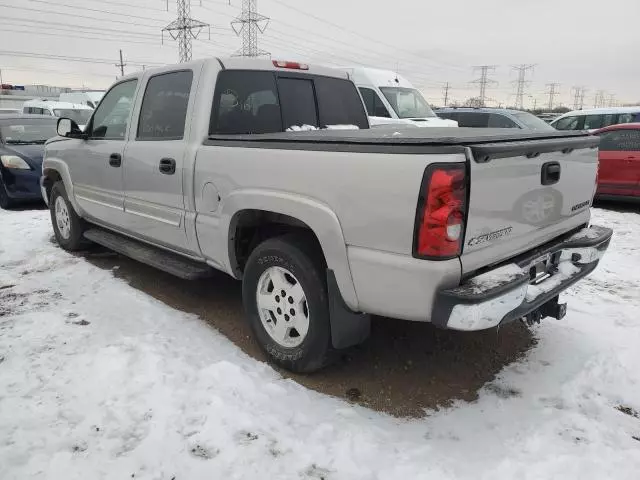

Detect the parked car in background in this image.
[593,123,640,201]
[0,108,21,115]
[437,107,555,130]
[343,66,457,128]
[42,57,612,373]
[0,115,57,209]
[59,91,105,109]
[536,112,560,123]
[550,107,640,132]
[22,100,93,130]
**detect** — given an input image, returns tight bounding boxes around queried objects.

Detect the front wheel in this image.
[242,234,334,373]
[49,181,86,251]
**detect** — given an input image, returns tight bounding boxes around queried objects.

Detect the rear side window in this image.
[278,78,318,130]
[137,70,192,140]
[488,113,519,128]
[554,115,581,130]
[315,77,368,128]
[359,87,391,118]
[456,112,489,128]
[599,130,640,151]
[210,71,282,134]
[437,111,459,122]
[583,114,604,130]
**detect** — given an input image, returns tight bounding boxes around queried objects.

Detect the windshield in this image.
[54,109,92,125]
[0,120,57,144]
[512,112,555,130]
[379,87,436,119]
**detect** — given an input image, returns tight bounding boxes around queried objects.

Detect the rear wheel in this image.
[242,234,334,373]
[50,181,86,251]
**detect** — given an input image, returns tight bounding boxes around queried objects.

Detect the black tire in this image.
[0,178,14,210]
[49,181,86,251]
[242,233,334,373]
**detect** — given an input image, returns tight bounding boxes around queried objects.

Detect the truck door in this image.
[121,69,195,252]
[596,128,640,198]
[67,79,138,228]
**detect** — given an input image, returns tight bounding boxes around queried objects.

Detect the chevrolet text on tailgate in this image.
[41,57,612,372]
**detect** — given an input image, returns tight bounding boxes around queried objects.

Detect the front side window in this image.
[554,115,581,130]
[488,113,519,128]
[90,79,138,140]
[210,70,282,134]
[359,87,391,118]
[278,78,318,129]
[617,113,637,124]
[379,87,436,119]
[583,114,604,130]
[137,70,193,140]
[599,130,640,151]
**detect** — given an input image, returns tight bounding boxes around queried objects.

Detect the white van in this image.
[59,91,105,109]
[23,99,93,130]
[550,106,640,132]
[343,67,457,128]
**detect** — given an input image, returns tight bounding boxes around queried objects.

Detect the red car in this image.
[593,123,640,201]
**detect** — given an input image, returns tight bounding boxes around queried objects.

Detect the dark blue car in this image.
[0,115,57,209]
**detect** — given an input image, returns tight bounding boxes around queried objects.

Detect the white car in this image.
[551,106,640,132]
[22,100,93,130]
[342,66,458,128]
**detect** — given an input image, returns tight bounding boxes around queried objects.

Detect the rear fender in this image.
[222,189,359,311]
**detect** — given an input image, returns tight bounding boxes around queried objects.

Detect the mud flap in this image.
[326,269,371,349]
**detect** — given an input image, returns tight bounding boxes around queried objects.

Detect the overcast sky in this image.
[0,0,638,108]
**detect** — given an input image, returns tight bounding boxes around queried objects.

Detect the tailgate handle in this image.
[541,162,561,185]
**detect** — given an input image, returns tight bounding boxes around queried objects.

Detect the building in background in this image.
[0,84,73,110]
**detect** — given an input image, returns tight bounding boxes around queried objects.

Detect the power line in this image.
[231,0,270,57]
[471,65,497,107]
[545,82,560,109]
[511,64,535,109]
[163,0,211,63]
[0,50,166,68]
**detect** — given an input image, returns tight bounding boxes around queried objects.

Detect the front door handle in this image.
[109,153,122,167]
[159,157,176,175]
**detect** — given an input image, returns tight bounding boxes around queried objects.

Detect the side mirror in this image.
[57,117,83,138]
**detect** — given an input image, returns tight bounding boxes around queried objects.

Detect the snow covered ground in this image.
[1,207,639,480]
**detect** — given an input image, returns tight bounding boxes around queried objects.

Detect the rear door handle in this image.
[109,153,122,167]
[159,157,176,175]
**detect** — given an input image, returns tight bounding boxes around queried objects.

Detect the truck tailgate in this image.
[461,135,600,275]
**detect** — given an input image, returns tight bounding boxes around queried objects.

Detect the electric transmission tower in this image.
[545,83,560,110]
[162,0,210,63]
[511,64,535,109]
[442,82,451,107]
[231,0,270,57]
[594,90,606,108]
[607,93,616,107]
[571,86,587,110]
[471,65,498,107]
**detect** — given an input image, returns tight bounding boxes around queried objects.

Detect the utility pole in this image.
[442,82,450,107]
[163,0,210,63]
[231,0,270,57]
[511,64,535,109]
[545,82,560,110]
[471,65,498,107]
[115,49,127,77]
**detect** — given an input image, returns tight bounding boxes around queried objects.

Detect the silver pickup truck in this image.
[42,58,612,372]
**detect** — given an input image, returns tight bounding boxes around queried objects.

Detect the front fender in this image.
[222,189,359,311]
[42,158,84,216]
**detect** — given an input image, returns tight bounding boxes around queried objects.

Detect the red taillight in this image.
[414,164,467,259]
[272,60,309,70]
